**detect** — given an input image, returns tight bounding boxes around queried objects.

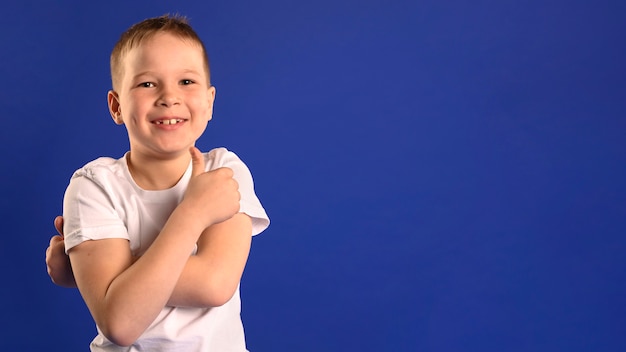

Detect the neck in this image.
[126,150,192,190]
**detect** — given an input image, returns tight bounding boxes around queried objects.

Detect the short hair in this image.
[110,14,211,91]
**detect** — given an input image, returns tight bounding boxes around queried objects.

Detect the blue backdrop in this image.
[1,0,624,351]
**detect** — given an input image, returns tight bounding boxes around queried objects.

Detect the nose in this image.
[156,85,180,107]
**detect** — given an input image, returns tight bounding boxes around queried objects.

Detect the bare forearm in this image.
[167,213,252,308]
[167,256,231,307]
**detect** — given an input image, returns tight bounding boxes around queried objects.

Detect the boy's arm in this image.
[67,147,240,347]
[68,210,199,346]
[167,212,252,307]
[46,213,252,306]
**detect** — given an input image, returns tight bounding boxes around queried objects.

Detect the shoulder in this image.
[202,147,256,190]
[203,147,246,170]
[74,156,121,174]
[204,147,240,162]
[70,155,128,189]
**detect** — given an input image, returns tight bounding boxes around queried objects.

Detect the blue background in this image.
[1,0,624,351]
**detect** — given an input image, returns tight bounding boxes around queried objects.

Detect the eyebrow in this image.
[181,69,202,75]
[131,69,203,80]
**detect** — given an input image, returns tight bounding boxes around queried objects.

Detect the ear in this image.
[206,86,216,122]
[107,90,124,125]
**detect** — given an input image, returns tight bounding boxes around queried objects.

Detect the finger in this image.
[49,235,64,246]
[223,166,234,178]
[54,216,64,237]
[189,146,205,178]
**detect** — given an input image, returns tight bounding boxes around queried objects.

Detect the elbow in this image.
[197,280,238,307]
[103,327,139,347]
[108,336,135,348]
[97,318,142,347]
[210,289,237,307]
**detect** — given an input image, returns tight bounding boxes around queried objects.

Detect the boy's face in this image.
[108,32,215,160]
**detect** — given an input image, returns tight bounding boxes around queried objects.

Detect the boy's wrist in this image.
[174,200,214,232]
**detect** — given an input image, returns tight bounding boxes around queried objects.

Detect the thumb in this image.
[189,146,205,177]
[54,216,64,237]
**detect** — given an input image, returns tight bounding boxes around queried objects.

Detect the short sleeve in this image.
[63,175,129,253]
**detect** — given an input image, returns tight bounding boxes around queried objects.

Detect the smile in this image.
[153,119,185,125]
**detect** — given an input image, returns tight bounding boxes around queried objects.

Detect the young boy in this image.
[45,15,269,351]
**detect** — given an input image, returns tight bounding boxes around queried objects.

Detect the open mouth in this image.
[153,119,185,125]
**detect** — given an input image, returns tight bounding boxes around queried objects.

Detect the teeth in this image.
[156,119,182,125]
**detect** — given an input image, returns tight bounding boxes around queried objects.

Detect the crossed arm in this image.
[46,214,251,307]
[45,148,252,347]
[68,212,251,346]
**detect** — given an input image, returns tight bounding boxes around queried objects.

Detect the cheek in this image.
[191,98,212,116]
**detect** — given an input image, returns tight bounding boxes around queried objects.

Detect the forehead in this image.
[123,32,205,72]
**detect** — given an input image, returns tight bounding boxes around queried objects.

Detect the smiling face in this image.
[108,32,215,160]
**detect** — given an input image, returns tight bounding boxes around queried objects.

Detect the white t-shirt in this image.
[63,147,270,352]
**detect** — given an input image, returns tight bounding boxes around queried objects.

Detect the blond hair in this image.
[110,14,211,90]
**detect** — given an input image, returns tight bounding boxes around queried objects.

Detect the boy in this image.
[45,14,269,351]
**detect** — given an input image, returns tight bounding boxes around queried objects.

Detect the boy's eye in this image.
[139,82,155,88]
[180,79,194,85]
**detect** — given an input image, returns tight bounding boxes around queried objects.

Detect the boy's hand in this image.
[45,216,77,288]
[183,147,240,228]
